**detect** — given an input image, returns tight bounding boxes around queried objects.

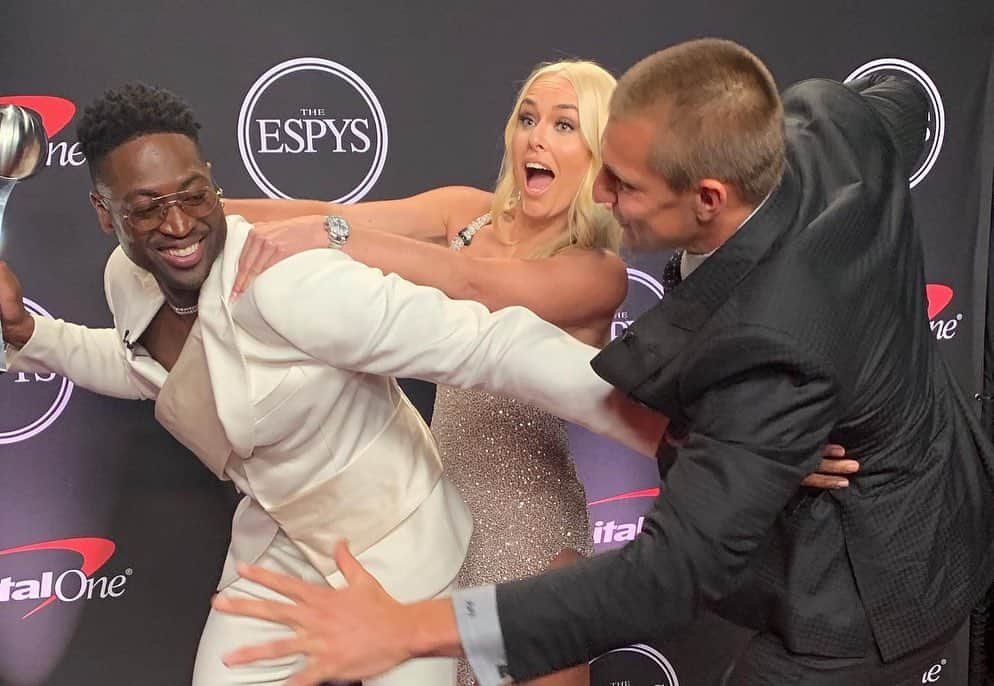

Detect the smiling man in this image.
[0,83,664,686]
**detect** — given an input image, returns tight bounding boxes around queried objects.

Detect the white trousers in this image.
[192,530,456,686]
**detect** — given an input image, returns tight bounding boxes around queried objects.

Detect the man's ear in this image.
[89,192,116,236]
[694,178,729,223]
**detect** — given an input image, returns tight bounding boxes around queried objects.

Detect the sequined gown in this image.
[432,389,593,685]
[434,214,594,685]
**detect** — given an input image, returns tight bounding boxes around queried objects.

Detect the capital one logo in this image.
[238,57,388,203]
[0,95,84,168]
[613,268,666,341]
[589,643,679,686]
[0,537,130,619]
[1,298,74,444]
[588,488,659,546]
[922,658,947,683]
[845,58,944,188]
[926,284,961,341]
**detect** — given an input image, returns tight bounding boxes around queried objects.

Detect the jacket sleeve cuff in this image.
[452,585,513,686]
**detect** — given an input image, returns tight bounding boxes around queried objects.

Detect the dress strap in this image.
[449,212,491,252]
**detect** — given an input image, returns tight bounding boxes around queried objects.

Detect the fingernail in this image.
[834,479,849,488]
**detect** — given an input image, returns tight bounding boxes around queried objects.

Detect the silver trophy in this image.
[0,104,48,371]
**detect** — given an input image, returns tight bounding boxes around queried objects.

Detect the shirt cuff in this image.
[452,584,513,686]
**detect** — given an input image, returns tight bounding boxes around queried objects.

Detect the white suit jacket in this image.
[10,216,651,598]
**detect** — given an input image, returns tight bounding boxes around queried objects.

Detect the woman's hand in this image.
[231,215,329,299]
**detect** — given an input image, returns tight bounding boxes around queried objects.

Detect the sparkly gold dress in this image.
[438,214,594,686]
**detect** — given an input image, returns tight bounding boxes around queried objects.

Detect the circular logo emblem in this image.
[844,58,944,188]
[238,57,388,202]
[0,298,74,444]
[612,267,667,341]
[590,644,679,686]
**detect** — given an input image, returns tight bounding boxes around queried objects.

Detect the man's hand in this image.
[801,444,859,489]
[231,216,328,300]
[0,261,35,348]
[213,541,426,686]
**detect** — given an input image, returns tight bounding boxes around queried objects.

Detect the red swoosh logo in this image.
[0,537,115,618]
[0,96,76,138]
[588,488,660,507]
[926,284,954,320]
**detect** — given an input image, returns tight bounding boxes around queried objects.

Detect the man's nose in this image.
[159,203,195,237]
[592,170,614,206]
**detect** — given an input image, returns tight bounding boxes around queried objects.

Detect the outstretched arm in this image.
[233,213,626,336]
[225,185,491,244]
[0,261,151,399]
[239,249,664,455]
[846,74,929,179]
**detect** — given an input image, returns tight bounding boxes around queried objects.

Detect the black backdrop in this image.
[0,2,992,684]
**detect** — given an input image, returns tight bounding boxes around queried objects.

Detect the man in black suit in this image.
[211,38,994,685]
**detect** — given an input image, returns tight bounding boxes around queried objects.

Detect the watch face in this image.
[326,215,350,244]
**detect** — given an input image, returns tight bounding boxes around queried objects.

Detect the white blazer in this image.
[10,216,653,600]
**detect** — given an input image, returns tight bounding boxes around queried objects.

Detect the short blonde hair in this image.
[491,60,621,257]
[611,38,786,204]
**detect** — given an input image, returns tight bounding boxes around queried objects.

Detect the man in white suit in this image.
[0,85,659,684]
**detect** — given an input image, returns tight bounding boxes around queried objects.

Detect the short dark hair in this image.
[77,82,201,180]
[612,38,786,204]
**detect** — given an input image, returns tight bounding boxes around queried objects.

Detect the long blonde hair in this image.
[490,60,621,257]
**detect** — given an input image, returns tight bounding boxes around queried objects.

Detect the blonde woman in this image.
[224,60,857,686]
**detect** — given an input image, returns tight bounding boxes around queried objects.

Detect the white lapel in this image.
[106,247,168,390]
[197,216,256,458]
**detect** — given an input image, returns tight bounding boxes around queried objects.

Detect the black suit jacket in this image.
[495,77,994,679]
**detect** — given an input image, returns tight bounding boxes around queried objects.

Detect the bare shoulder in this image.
[432,186,492,241]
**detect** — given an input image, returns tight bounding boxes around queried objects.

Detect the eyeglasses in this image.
[93,185,223,233]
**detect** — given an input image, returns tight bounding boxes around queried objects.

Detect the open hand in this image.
[231,216,328,300]
[213,541,415,686]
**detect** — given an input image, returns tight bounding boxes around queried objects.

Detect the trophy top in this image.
[0,104,49,182]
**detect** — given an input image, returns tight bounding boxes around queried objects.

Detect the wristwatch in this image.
[324,215,351,249]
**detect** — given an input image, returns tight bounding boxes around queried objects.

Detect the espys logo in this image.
[845,58,944,188]
[238,57,388,202]
[589,643,679,686]
[1,298,74,444]
[0,537,131,619]
[613,268,666,341]
[0,95,83,168]
[926,284,961,341]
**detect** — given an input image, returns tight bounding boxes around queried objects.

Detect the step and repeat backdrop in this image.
[1,1,992,684]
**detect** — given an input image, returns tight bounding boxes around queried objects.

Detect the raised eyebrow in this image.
[519,98,578,113]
